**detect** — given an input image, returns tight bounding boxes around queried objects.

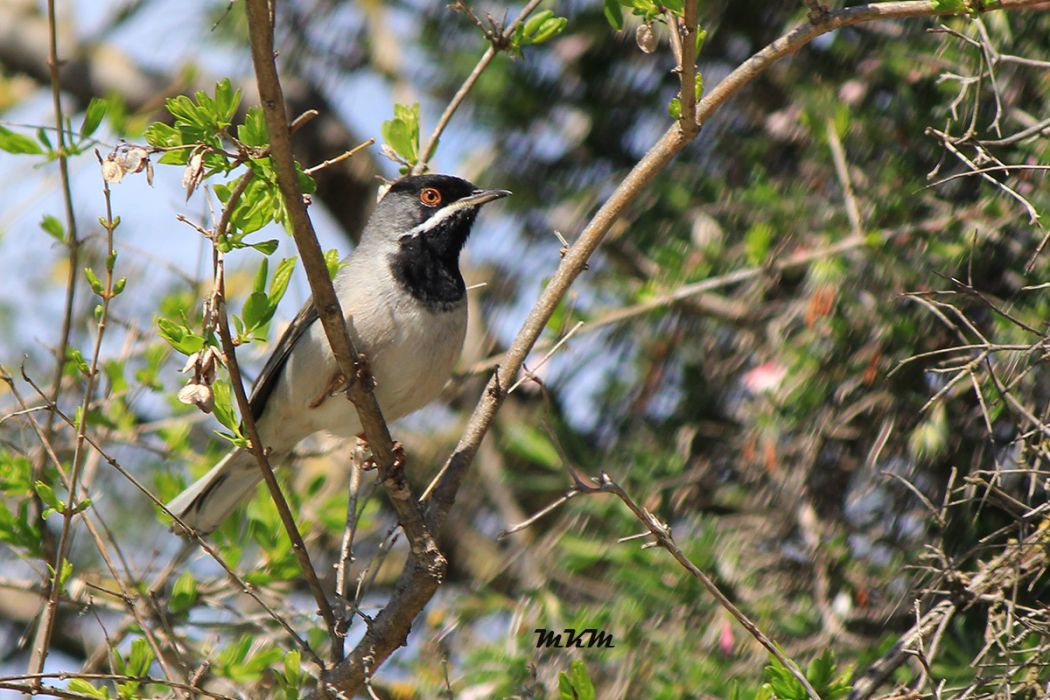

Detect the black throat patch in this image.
[389,210,476,311]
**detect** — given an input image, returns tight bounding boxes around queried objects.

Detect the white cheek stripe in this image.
[404,198,474,237]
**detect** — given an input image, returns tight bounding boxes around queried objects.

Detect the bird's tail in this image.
[165,448,275,535]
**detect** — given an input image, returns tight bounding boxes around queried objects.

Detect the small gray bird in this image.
[166,174,510,534]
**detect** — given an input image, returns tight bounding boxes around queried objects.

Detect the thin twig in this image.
[35,0,82,586]
[213,251,340,659]
[27,152,120,680]
[462,218,942,377]
[412,0,545,175]
[926,126,1041,224]
[826,117,864,238]
[305,139,374,175]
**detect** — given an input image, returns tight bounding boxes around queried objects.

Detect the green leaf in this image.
[324,248,343,279]
[745,222,774,264]
[238,106,269,147]
[253,257,269,295]
[603,0,624,30]
[0,500,42,555]
[80,97,108,139]
[524,10,555,36]
[67,679,110,699]
[242,291,272,331]
[503,423,560,469]
[113,277,127,296]
[40,214,65,242]
[170,570,199,614]
[157,319,204,355]
[49,559,74,587]
[519,11,568,45]
[34,481,62,511]
[144,121,180,150]
[250,239,280,255]
[211,380,239,434]
[0,125,44,155]
[213,78,241,125]
[69,349,90,376]
[128,637,154,676]
[269,257,296,306]
[695,24,708,54]
[381,103,420,164]
[218,633,253,668]
[668,97,682,120]
[84,267,105,296]
[558,659,595,700]
[284,649,301,685]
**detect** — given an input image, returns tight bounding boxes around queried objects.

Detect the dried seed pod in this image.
[636,22,657,54]
[177,382,214,414]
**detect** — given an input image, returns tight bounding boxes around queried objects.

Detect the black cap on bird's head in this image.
[366,174,511,247]
[370,174,510,309]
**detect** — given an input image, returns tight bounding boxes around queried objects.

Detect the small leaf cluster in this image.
[0,453,43,558]
[512,10,569,50]
[558,659,596,700]
[34,479,91,520]
[381,102,421,172]
[235,256,296,343]
[756,650,852,700]
[215,633,285,684]
[144,79,316,252]
[0,95,111,161]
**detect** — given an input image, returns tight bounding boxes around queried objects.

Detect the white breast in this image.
[255,265,467,448]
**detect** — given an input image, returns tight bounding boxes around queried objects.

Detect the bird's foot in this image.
[308,370,347,408]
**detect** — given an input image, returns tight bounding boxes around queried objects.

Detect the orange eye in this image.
[420,187,442,206]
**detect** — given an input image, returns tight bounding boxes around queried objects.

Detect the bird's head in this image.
[364,174,510,255]
[362,174,510,309]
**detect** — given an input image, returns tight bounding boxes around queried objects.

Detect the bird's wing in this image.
[248,298,319,421]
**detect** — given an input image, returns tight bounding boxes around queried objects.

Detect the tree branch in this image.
[212,251,339,660]
[412,0,545,175]
[242,0,444,689]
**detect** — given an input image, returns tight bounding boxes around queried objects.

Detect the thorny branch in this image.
[15,0,1038,696]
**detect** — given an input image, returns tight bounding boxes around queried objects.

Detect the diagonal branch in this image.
[412,0,545,175]
[212,252,339,660]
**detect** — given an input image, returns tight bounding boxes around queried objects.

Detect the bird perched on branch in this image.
[166,174,510,534]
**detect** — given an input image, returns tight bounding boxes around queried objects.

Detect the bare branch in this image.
[412,0,545,175]
[212,252,340,660]
[27,149,121,680]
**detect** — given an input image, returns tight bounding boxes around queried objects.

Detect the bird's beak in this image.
[464,188,512,206]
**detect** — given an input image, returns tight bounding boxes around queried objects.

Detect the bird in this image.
[165,174,510,535]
